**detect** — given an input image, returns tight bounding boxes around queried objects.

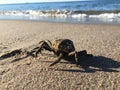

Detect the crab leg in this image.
[49,53,63,67]
[35,40,53,57]
[68,51,79,64]
[68,51,76,56]
[74,51,79,65]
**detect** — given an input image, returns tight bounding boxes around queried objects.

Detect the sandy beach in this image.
[0,20,120,90]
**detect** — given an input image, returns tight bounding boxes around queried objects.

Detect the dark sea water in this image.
[0,0,120,24]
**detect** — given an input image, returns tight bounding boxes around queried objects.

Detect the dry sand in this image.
[0,20,120,90]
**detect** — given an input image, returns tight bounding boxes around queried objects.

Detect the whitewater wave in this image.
[0,10,120,23]
[1,10,120,18]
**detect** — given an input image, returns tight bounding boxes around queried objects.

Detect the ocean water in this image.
[0,0,120,24]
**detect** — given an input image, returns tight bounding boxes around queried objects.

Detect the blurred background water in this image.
[0,0,120,24]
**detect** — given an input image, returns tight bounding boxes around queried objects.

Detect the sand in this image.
[0,20,120,90]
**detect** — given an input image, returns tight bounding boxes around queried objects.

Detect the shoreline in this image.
[0,14,120,25]
[1,19,120,26]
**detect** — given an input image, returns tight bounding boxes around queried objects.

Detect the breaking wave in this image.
[1,9,120,23]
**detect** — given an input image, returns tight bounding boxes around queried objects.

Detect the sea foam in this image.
[0,10,120,23]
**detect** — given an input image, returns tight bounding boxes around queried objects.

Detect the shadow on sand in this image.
[0,49,120,73]
[54,51,120,73]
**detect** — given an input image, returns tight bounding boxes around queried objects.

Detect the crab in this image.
[31,39,79,67]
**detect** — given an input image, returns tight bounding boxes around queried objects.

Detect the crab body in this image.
[52,39,75,55]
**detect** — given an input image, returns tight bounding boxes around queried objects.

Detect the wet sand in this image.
[0,20,120,90]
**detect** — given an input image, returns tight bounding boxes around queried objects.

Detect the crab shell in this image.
[52,39,75,53]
